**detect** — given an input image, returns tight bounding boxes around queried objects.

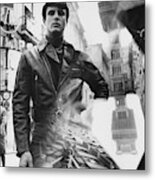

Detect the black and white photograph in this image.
[0,0,145,171]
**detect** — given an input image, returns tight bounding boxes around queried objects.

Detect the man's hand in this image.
[19,151,33,167]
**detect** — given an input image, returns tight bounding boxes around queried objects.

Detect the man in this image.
[13,2,118,169]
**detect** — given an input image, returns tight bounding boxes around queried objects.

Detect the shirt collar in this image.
[37,37,71,52]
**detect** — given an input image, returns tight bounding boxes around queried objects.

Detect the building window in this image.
[117,111,127,119]
[113,81,124,92]
[116,97,125,106]
[112,65,121,76]
[111,49,120,60]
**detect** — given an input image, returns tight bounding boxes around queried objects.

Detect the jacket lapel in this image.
[26,46,57,95]
[45,44,60,63]
[40,51,57,94]
[58,43,76,90]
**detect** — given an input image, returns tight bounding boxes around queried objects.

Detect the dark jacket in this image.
[12,39,109,157]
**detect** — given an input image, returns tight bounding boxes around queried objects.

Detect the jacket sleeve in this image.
[81,60,109,99]
[70,51,109,99]
[12,53,33,157]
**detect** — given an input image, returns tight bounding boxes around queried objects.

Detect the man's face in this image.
[44,6,67,37]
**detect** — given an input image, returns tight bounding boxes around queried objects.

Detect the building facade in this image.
[109,42,133,96]
[86,43,109,83]
[98,1,119,32]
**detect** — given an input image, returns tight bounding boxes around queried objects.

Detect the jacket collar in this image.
[37,37,76,65]
[37,37,62,63]
[37,38,48,52]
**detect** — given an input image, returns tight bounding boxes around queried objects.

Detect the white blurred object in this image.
[92,94,144,169]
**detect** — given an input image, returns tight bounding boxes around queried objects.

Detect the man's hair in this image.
[42,2,69,21]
